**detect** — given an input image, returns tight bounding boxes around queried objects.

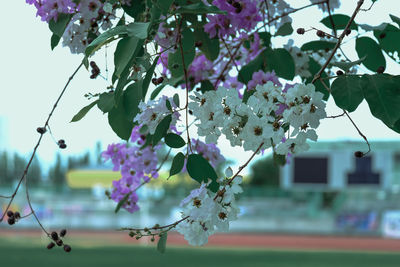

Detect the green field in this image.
[1,240,400,267]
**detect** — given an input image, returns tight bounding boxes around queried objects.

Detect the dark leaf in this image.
[331,76,364,112]
[187,154,219,192]
[169,152,185,177]
[152,114,172,146]
[165,133,186,148]
[355,37,386,72]
[70,100,98,122]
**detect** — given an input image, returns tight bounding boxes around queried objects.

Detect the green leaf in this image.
[168,28,195,77]
[355,37,386,72]
[330,56,366,72]
[165,133,186,148]
[157,233,168,253]
[238,53,264,84]
[200,80,214,93]
[166,99,172,111]
[173,93,180,107]
[124,82,143,119]
[115,193,130,213]
[122,0,146,19]
[194,29,220,61]
[373,24,400,63]
[108,86,139,140]
[258,32,271,47]
[186,154,219,192]
[157,0,174,14]
[238,47,295,83]
[390,14,400,28]
[50,34,61,50]
[275,22,293,36]
[113,36,140,78]
[273,152,286,166]
[263,48,295,80]
[70,100,98,122]
[127,22,150,39]
[301,41,336,52]
[114,40,144,104]
[361,74,400,132]
[152,114,172,146]
[168,76,184,87]
[331,76,364,112]
[48,14,73,49]
[169,152,185,177]
[142,56,159,99]
[320,14,358,30]
[305,57,330,100]
[174,2,225,14]
[151,84,166,100]
[97,92,115,113]
[85,25,127,57]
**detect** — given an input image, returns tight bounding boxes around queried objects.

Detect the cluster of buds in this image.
[128,223,167,243]
[6,210,21,225]
[36,127,47,134]
[151,76,164,85]
[89,61,100,79]
[58,139,67,149]
[47,229,71,253]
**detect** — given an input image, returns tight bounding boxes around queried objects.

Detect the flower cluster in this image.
[26,0,76,22]
[204,0,262,38]
[284,40,312,78]
[134,96,180,136]
[189,82,326,156]
[177,167,242,246]
[27,0,122,54]
[102,126,159,213]
[247,70,281,90]
[62,0,117,54]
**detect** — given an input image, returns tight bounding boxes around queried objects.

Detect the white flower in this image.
[134,96,179,135]
[240,115,273,152]
[176,220,213,246]
[284,39,311,78]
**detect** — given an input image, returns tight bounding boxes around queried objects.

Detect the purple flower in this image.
[247,70,281,90]
[102,126,160,213]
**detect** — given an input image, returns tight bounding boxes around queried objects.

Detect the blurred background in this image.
[2,0,400,266]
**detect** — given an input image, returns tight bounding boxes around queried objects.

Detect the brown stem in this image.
[311,0,365,84]
[174,16,192,154]
[0,62,83,229]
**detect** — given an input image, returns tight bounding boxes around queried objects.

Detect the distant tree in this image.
[95,141,103,165]
[11,153,27,184]
[249,155,280,187]
[0,151,12,185]
[48,153,65,186]
[67,152,91,170]
[27,156,42,186]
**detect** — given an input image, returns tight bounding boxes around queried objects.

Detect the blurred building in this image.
[281,141,400,191]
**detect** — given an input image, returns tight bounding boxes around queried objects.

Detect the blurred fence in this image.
[2,185,400,238]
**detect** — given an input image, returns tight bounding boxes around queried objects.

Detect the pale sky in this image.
[0,0,399,173]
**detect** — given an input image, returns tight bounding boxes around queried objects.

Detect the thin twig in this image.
[311,0,365,84]
[174,15,193,154]
[0,62,84,227]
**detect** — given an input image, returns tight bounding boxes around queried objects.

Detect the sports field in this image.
[1,231,400,267]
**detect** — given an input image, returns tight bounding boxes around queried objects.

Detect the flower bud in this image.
[354,151,364,158]
[296,28,305,35]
